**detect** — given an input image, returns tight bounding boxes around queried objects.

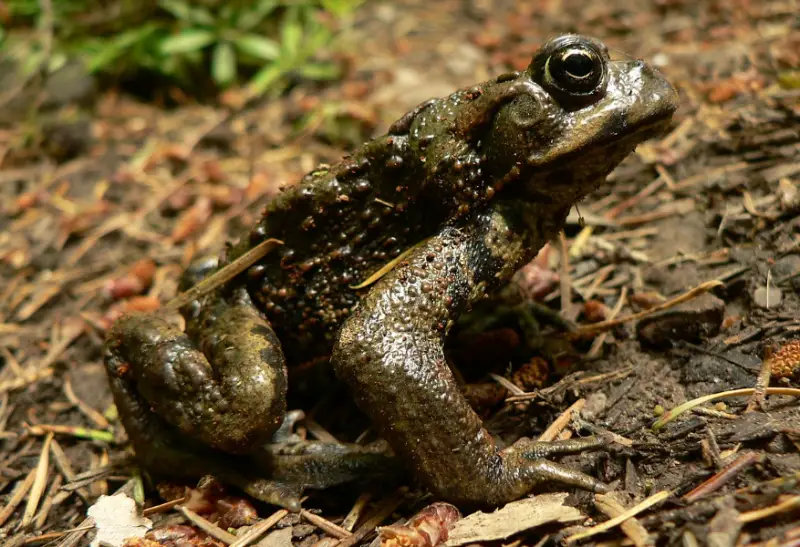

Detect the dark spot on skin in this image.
[248,264,266,279]
[386,156,403,169]
[250,223,268,243]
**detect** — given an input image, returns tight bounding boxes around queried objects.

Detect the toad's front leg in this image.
[332,200,609,508]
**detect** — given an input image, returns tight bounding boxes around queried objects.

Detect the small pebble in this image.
[752,286,782,308]
[637,293,725,349]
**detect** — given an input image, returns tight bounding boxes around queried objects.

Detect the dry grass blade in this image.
[586,287,627,359]
[593,494,651,547]
[739,495,800,524]
[1,319,83,395]
[63,377,110,429]
[27,423,115,443]
[0,469,36,527]
[538,399,585,442]
[574,280,724,336]
[33,474,63,530]
[605,175,665,219]
[342,492,373,532]
[22,524,96,545]
[350,238,430,290]
[301,510,353,539]
[580,264,615,302]
[21,432,54,529]
[54,517,96,547]
[177,505,237,544]
[565,490,671,544]
[229,508,289,547]
[683,452,763,502]
[141,496,188,517]
[49,438,89,504]
[491,373,526,396]
[671,162,749,191]
[0,368,54,395]
[652,387,800,429]
[336,489,407,547]
[165,238,283,310]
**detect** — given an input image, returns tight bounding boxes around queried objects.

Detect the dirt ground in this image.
[1,0,799,546]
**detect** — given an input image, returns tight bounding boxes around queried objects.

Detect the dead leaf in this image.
[380,502,461,547]
[87,493,152,547]
[443,493,584,547]
[171,196,212,243]
[256,527,293,547]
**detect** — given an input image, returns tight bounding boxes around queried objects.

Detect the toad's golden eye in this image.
[545,45,604,95]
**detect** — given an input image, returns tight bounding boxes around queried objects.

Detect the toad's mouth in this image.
[524,111,675,173]
[501,114,676,206]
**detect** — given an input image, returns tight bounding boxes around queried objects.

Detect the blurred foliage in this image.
[0,0,365,98]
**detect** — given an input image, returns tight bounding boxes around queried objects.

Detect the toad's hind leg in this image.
[105,264,399,510]
[332,200,610,508]
[105,284,288,455]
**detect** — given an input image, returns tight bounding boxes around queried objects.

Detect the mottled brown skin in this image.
[105,35,678,511]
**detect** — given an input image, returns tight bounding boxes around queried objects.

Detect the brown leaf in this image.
[103,296,162,329]
[171,197,212,243]
[104,259,157,299]
[215,496,258,529]
[246,172,274,200]
[511,357,549,391]
[200,160,227,184]
[583,300,610,323]
[380,502,461,547]
[629,291,667,311]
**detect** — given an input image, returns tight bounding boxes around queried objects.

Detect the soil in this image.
[1,1,798,546]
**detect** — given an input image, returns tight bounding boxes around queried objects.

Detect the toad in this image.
[105,35,678,510]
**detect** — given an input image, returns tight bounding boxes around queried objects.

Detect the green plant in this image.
[2,0,365,98]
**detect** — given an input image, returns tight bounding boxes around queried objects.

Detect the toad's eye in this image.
[544,45,604,95]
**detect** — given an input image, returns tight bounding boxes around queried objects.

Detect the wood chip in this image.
[444,494,584,547]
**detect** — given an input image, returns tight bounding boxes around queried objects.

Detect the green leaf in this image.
[233,34,279,61]
[211,41,237,86]
[305,23,333,52]
[47,52,68,73]
[236,0,279,31]
[157,0,215,25]
[298,62,339,81]
[159,29,216,54]
[7,0,40,17]
[157,0,192,21]
[248,62,283,94]
[320,0,365,18]
[281,17,303,59]
[86,24,159,72]
[20,49,44,75]
[219,4,234,24]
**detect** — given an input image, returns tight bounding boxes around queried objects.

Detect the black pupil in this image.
[562,52,594,78]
